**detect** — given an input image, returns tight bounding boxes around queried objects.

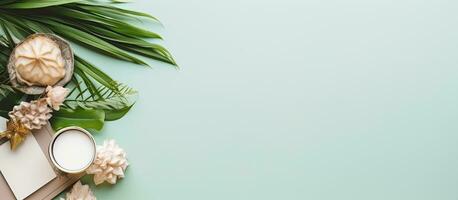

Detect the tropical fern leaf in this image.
[63,81,137,121]
[0,84,14,99]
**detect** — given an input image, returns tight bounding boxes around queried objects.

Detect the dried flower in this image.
[9,98,52,130]
[86,139,129,185]
[0,119,31,150]
[60,181,96,200]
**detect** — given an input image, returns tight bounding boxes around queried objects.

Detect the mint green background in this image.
[64,0,458,199]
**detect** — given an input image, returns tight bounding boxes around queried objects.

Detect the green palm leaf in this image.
[51,107,105,131]
[2,0,84,9]
[63,82,137,121]
[0,0,176,66]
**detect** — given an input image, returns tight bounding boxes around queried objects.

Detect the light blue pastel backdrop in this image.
[63,0,458,199]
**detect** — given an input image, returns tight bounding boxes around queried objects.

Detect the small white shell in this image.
[46,86,69,110]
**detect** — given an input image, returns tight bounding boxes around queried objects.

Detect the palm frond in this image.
[0,35,14,96]
[2,0,83,9]
[63,80,137,121]
[0,84,14,99]
[0,0,177,66]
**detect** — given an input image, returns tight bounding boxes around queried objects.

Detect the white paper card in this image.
[0,118,56,200]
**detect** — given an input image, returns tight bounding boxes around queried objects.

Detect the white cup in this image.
[49,127,96,174]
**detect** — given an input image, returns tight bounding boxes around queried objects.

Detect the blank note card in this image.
[0,118,56,200]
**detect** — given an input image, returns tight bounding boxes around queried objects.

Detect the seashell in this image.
[46,86,69,110]
[7,33,74,95]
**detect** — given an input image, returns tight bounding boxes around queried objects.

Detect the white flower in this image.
[60,181,96,200]
[86,139,129,185]
[46,86,69,110]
